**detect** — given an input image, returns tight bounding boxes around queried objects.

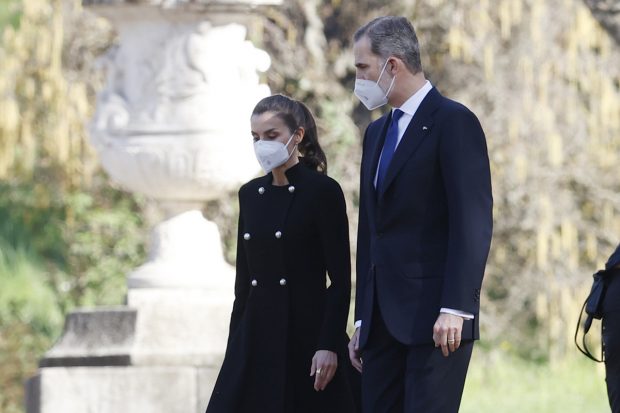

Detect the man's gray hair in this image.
[354,16,422,74]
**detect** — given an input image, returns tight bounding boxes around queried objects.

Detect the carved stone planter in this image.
[88,3,273,288]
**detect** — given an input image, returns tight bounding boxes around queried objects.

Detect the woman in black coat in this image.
[206,95,359,413]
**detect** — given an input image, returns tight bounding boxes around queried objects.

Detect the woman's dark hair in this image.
[252,94,327,174]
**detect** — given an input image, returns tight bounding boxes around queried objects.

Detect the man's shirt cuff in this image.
[440,308,474,320]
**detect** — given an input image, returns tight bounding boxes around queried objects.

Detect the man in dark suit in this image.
[348,16,493,412]
[603,244,620,412]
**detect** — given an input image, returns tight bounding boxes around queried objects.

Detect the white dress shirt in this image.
[358,81,473,330]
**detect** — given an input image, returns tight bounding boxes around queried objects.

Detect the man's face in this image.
[353,36,383,81]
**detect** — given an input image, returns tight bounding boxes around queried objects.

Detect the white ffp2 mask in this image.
[354,59,396,110]
[253,133,296,173]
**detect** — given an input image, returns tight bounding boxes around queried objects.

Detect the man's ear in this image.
[388,57,403,75]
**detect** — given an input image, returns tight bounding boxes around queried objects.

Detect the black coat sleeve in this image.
[229,189,251,338]
[316,178,352,352]
[438,105,493,314]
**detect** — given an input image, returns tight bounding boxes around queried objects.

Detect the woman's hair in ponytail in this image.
[251,94,327,174]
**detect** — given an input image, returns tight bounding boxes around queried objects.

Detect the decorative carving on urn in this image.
[90,22,270,200]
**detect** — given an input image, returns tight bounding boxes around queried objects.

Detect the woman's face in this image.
[250,111,296,145]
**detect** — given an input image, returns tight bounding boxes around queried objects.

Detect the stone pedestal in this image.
[27,272,234,413]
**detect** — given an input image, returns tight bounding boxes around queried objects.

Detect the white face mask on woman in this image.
[253,133,297,173]
[354,59,396,110]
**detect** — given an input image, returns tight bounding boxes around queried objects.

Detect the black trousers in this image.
[605,312,620,413]
[604,273,620,413]
[361,303,474,413]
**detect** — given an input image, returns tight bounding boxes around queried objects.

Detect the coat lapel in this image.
[378,87,442,199]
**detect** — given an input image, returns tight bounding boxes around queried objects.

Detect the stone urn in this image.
[87,1,274,289]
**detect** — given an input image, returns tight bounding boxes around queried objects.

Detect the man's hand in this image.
[348,327,363,373]
[310,350,337,391]
[432,313,464,357]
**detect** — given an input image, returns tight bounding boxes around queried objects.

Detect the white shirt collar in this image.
[393,80,433,117]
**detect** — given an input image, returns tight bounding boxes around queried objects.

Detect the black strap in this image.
[574,296,604,363]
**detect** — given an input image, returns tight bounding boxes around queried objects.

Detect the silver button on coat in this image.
[275,231,282,239]
[244,233,251,240]
[251,279,258,287]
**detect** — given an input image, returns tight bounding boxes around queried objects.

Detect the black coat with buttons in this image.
[206,162,359,413]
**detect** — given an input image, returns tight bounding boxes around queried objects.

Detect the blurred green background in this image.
[1,0,619,412]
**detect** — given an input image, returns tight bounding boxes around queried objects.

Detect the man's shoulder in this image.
[606,244,620,270]
[436,94,475,117]
[433,94,483,129]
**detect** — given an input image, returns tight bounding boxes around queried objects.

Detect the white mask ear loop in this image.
[376,59,389,84]
[384,73,397,99]
[284,132,298,162]
[377,58,396,99]
[285,132,296,148]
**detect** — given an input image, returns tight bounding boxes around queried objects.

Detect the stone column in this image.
[26,1,281,412]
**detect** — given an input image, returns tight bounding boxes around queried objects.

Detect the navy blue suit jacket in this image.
[355,87,493,348]
[603,244,620,314]
[606,244,620,270]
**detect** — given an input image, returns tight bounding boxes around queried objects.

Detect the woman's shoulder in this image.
[300,166,342,190]
[238,175,268,197]
[300,169,345,204]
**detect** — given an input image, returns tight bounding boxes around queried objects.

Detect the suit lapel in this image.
[378,87,442,199]
[364,113,391,194]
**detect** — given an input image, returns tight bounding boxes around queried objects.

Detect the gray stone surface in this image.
[197,367,220,411]
[26,367,202,413]
[127,288,232,367]
[41,308,136,367]
[29,288,231,412]
[39,288,232,368]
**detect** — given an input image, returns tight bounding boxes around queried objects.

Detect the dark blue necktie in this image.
[376,109,404,193]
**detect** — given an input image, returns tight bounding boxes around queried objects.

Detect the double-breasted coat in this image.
[206,162,359,413]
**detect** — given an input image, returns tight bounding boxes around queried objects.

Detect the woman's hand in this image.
[310,350,338,391]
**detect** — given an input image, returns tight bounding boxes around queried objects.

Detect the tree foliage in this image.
[0,1,146,411]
